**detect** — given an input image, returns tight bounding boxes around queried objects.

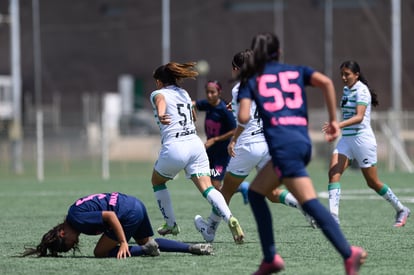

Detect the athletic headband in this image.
[206,81,222,92]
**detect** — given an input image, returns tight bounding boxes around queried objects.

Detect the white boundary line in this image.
[318,188,414,203]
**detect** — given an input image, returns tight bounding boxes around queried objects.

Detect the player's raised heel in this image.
[228,216,244,244]
[253,254,285,275]
[394,206,411,227]
[194,215,216,242]
[157,222,180,236]
[344,246,367,275]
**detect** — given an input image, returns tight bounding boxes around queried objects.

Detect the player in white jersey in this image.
[194,51,316,243]
[150,62,244,244]
[324,60,410,227]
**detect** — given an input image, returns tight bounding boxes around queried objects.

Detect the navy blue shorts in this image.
[208,150,230,181]
[106,197,154,241]
[268,141,311,179]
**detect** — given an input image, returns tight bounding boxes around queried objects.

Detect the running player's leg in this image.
[187,138,244,243]
[248,161,282,269]
[154,238,213,255]
[361,165,410,227]
[194,172,246,243]
[327,150,349,224]
[151,170,180,235]
[151,143,184,236]
[328,138,353,224]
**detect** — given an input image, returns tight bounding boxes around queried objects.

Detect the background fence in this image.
[1,0,414,180]
[1,95,414,180]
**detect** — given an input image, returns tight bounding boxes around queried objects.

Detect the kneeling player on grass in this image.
[21,192,212,258]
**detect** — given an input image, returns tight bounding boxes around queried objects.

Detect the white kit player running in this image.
[325,60,410,227]
[194,51,316,243]
[150,62,244,244]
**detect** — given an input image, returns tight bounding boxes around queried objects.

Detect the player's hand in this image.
[117,241,131,259]
[205,137,216,149]
[322,121,340,142]
[226,102,232,111]
[227,140,236,157]
[158,114,172,125]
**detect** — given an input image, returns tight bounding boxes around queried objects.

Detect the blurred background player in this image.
[325,60,410,227]
[194,50,316,243]
[193,80,236,190]
[22,192,213,258]
[150,62,244,244]
[238,32,366,275]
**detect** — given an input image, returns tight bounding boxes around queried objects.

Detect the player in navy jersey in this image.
[22,192,213,258]
[237,32,366,275]
[194,50,316,243]
[193,80,236,190]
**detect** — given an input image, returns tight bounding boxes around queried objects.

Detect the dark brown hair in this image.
[153,62,199,86]
[21,222,78,257]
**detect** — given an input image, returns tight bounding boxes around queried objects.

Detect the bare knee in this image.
[94,248,107,258]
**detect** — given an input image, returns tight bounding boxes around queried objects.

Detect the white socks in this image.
[328,182,341,218]
[154,188,176,227]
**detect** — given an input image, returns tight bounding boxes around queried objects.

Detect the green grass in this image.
[1,160,413,274]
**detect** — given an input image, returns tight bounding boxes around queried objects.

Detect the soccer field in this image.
[1,160,413,275]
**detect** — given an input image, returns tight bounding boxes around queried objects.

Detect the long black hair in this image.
[239,32,280,85]
[340,61,379,107]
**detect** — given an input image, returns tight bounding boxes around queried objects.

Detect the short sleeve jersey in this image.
[196,99,236,158]
[231,82,265,144]
[195,99,236,152]
[66,192,135,235]
[238,61,315,147]
[150,85,197,144]
[340,80,372,136]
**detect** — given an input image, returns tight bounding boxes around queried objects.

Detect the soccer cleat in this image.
[228,216,244,244]
[189,243,214,255]
[344,246,367,275]
[239,181,250,205]
[253,254,285,275]
[157,222,180,236]
[304,213,319,229]
[141,239,160,256]
[194,215,216,243]
[394,207,411,227]
[299,208,319,229]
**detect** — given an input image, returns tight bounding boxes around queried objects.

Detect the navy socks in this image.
[248,189,352,262]
[302,198,351,259]
[155,238,190,253]
[248,189,276,262]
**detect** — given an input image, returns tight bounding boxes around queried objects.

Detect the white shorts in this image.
[226,141,271,177]
[154,137,210,179]
[334,134,377,168]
